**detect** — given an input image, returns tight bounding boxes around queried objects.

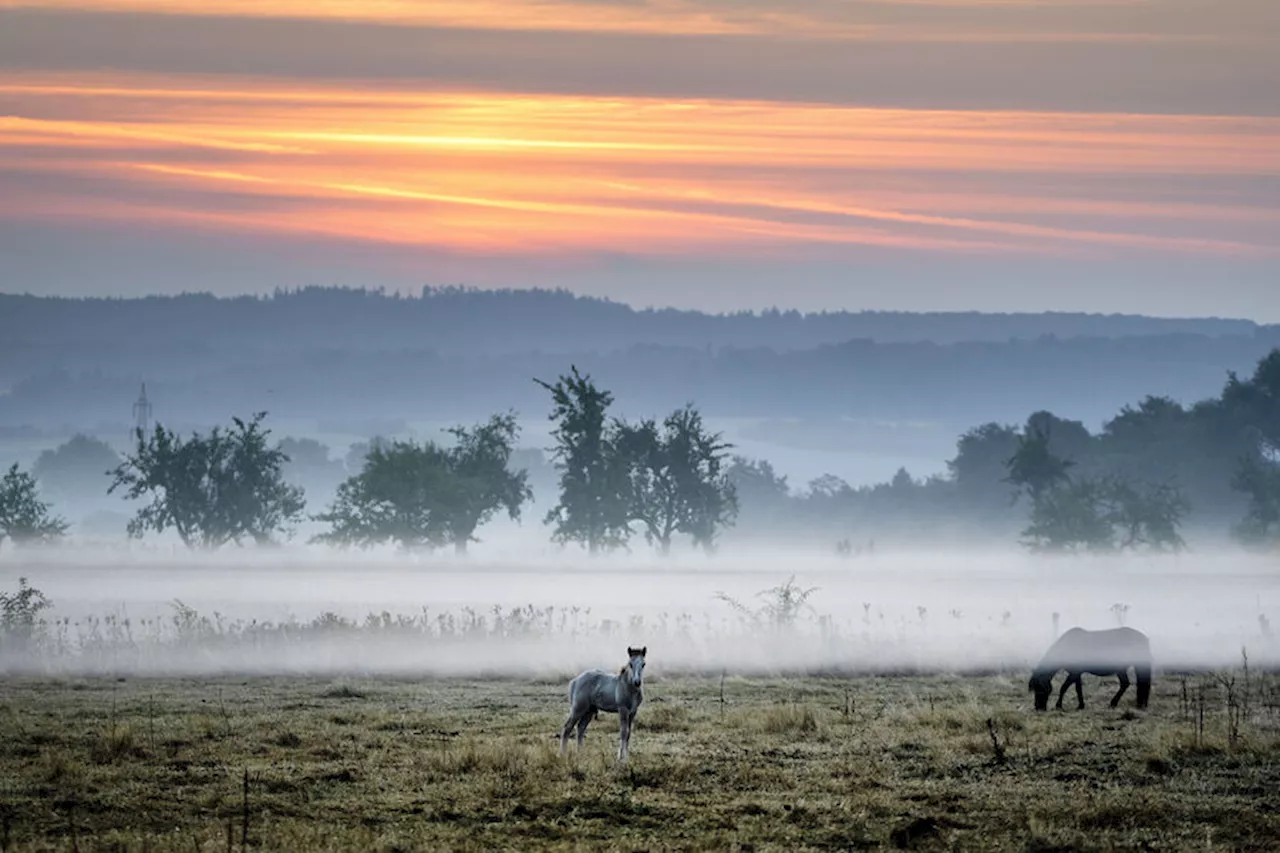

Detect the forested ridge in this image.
[2,288,1276,429]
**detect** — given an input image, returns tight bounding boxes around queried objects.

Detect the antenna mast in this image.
[132,382,153,436]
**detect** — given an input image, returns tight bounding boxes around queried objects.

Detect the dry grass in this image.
[1,672,1279,851]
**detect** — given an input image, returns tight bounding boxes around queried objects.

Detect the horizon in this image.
[0,284,1270,326]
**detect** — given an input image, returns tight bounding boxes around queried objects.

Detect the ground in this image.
[1,672,1279,851]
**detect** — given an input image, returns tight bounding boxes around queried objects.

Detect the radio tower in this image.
[132,383,153,437]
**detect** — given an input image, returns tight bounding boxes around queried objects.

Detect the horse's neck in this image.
[1033,652,1061,676]
[615,672,641,705]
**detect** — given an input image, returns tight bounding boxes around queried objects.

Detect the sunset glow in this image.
[3,74,1278,262]
[1,0,1276,312]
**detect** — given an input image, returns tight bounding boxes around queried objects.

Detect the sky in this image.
[1,1,1278,318]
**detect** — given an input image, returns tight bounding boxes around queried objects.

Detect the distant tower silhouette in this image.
[132,383,153,436]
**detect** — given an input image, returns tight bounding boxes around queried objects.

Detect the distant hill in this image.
[0,287,1262,383]
[1,287,1275,434]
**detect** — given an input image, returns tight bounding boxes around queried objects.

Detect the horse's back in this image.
[1051,626,1151,667]
[569,669,619,711]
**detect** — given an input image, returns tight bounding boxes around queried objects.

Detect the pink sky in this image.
[1,1,1277,317]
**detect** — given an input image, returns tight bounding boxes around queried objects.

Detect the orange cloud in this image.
[0,0,1249,42]
[2,73,1277,260]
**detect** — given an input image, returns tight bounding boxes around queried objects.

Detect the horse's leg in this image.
[560,706,583,754]
[1074,675,1085,710]
[1055,675,1073,710]
[576,709,592,746]
[617,710,631,763]
[1135,661,1152,709]
[1111,670,1130,708]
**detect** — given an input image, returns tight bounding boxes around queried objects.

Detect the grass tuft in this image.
[320,684,368,700]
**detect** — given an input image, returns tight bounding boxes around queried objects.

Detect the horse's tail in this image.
[1135,658,1153,709]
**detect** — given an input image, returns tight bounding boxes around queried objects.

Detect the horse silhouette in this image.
[1029,627,1152,711]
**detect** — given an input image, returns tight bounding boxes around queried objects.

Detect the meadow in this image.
[3,550,1280,850]
[2,670,1280,852]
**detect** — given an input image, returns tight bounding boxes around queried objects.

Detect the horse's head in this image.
[624,646,647,688]
[1028,671,1053,712]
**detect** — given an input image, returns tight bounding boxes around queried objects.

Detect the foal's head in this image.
[622,646,647,688]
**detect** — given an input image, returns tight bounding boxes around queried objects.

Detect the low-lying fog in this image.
[2,544,1276,679]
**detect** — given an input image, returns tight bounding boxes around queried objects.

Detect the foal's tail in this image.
[1135,658,1153,709]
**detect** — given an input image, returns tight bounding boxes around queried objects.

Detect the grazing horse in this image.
[1029,627,1152,711]
[559,646,646,762]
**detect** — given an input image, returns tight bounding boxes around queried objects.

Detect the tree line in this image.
[0,367,738,555]
[719,348,1280,553]
[3,350,1280,554]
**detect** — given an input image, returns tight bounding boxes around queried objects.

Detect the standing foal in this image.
[559,646,646,762]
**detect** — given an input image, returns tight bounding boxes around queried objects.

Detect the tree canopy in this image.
[617,405,739,554]
[108,413,305,549]
[31,434,120,505]
[535,367,632,554]
[313,414,531,553]
[0,464,69,547]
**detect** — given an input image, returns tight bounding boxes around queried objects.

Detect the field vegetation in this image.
[2,668,1279,851]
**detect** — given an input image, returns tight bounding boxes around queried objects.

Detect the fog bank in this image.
[2,546,1276,678]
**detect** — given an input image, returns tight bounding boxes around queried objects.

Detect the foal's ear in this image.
[627,646,638,657]
[640,646,647,657]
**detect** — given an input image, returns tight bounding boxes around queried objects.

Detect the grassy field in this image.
[1,671,1279,851]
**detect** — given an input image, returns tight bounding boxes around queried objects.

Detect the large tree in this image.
[1004,419,1076,503]
[617,404,739,554]
[1020,476,1189,554]
[947,422,1021,511]
[313,414,531,553]
[535,367,632,553]
[313,440,456,551]
[31,434,120,506]
[1232,444,1280,547]
[439,414,532,553]
[108,412,305,548]
[0,464,69,547]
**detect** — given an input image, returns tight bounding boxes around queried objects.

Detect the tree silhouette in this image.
[0,464,69,547]
[313,440,456,551]
[617,404,738,554]
[31,434,120,505]
[1020,475,1189,554]
[1232,444,1280,546]
[535,367,631,554]
[1004,421,1075,502]
[109,412,305,548]
[313,414,531,553]
[439,413,532,553]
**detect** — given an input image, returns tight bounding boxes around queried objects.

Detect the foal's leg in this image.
[1074,675,1085,710]
[1111,670,1130,708]
[617,710,631,762]
[575,710,593,745]
[560,705,583,754]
